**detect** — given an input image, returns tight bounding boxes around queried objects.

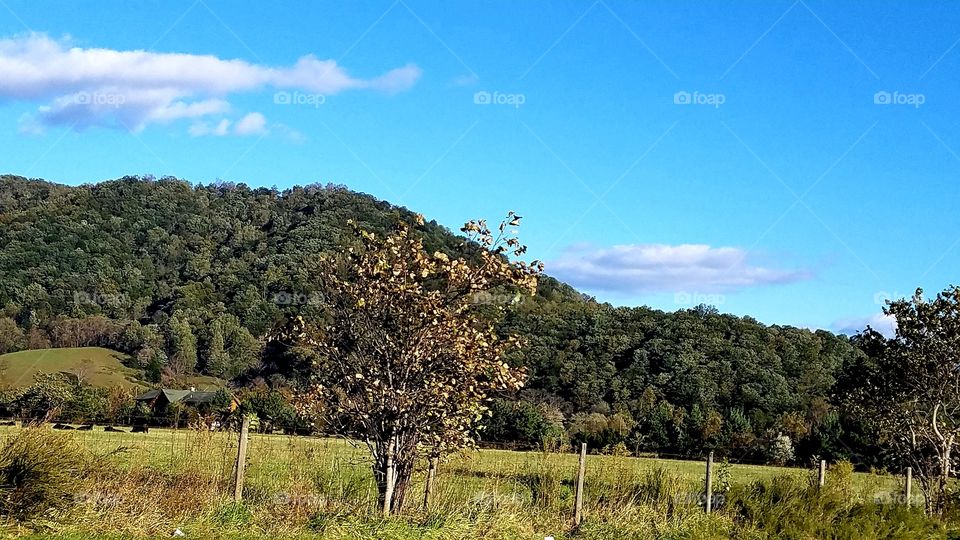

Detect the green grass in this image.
[0,347,143,389]
[0,347,226,391]
[0,425,931,539]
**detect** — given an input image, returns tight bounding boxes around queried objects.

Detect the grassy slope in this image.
[0,347,143,389]
[0,347,227,391]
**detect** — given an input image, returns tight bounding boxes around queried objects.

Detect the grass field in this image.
[0,347,225,390]
[0,347,142,389]
[0,425,943,540]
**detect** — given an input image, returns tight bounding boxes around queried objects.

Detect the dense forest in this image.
[0,175,873,465]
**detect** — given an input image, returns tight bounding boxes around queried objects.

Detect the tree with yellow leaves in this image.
[282,212,541,513]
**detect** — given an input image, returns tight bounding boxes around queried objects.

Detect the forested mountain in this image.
[0,174,869,463]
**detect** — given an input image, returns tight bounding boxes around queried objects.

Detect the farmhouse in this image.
[134,388,238,411]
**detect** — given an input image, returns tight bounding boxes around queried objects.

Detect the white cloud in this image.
[189,112,301,140]
[188,118,231,137]
[547,243,813,293]
[450,73,480,87]
[17,112,44,135]
[831,313,897,338]
[234,112,267,135]
[1,34,422,131]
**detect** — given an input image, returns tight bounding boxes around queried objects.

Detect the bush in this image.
[768,433,795,465]
[0,428,87,519]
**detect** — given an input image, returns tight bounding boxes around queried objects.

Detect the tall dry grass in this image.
[0,426,952,539]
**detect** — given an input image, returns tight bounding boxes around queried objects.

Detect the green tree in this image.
[0,318,24,354]
[847,287,960,515]
[206,319,230,377]
[283,213,541,513]
[167,313,198,374]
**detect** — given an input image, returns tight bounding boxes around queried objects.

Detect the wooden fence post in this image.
[905,467,912,505]
[233,416,250,502]
[818,460,826,488]
[705,451,714,514]
[423,456,438,511]
[574,443,587,525]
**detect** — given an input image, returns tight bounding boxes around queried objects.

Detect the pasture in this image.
[0,347,226,391]
[0,347,142,389]
[0,425,938,540]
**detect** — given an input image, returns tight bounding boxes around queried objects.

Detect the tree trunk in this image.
[390,455,416,512]
[935,443,952,516]
[382,439,395,515]
[373,436,417,514]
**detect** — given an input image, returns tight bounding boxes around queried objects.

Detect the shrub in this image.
[768,433,795,465]
[604,441,631,457]
[0,428,87,519]
[827,459,854,499]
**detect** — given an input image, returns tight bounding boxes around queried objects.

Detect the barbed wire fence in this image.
[0,418,920,521]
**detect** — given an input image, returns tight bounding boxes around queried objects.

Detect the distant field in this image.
[0,347,226,391]
[0,347,144,389]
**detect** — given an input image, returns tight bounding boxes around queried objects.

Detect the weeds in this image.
[0,426,956,539]
[0,428,87,519]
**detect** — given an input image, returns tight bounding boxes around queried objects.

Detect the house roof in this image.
[134,388,224,406]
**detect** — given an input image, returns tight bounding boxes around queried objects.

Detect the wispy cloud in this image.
[450,73,479,87]
[831,313,897,338]
[547,243,813,293]
[189,112,299,141]
[1,33,422,132]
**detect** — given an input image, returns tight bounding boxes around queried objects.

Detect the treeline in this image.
[0,175,873,465]
[484,292,869,465]
[0,370,301,434]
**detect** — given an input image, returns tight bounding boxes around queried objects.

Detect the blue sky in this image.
[2,0,959,335]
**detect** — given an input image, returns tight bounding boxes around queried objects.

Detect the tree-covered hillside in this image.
[0,175,868,463]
